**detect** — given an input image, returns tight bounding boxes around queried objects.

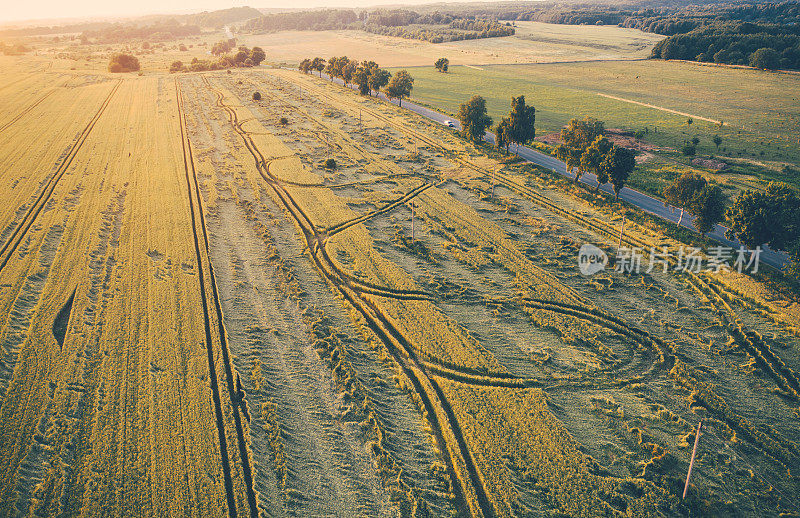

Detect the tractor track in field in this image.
[292,75,800,466]
[248,77,663,391]
[175,79,259,518]
[407,295,664,390]
[300,77,800,405]
[0,80,121,276]
[323,181,434,236]
[205,76,495,518]
[356,81,800,454]
[0,90,54,134]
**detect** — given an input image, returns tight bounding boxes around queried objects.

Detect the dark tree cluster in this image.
[108,53,140,73]
[243,7,513,43]
[170,44,265,72]
[495,96,536,153]
[82,20,201,44]
[650,21,800,70]
[243,9,359,33]
[187,6,262,29]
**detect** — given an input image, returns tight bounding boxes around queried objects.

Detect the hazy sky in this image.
[2,0,504,25]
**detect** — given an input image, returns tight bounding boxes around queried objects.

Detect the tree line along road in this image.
[311,70,789,270]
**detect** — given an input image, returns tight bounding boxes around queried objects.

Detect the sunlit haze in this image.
[0,0,508,25]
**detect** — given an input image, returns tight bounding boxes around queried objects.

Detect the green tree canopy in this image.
[508,95,536,147]
[726,182,800,261]
[369,68,392,96]
[663,171,708,226]
[555,144,583,182]
[457,95,493,143]
[561,117,604,150]
[602,145,636,199]
[495,118,511,153]
[750,47,781,69]
[692,184,726,236]
[580,135,613,189]
[385,70,414,105]
[434,57,449,72]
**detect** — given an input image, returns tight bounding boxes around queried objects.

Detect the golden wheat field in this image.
[0,50,799,518]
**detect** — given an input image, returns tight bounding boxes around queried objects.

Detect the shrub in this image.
[280,117,289,125]
[108,53,140,73]
[681,143,696,156]
[252,91,261,101]
[325,158,336,169]
[169,60,185,73]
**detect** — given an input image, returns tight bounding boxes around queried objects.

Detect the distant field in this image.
[238,21,664,67]
[395,60,800,194]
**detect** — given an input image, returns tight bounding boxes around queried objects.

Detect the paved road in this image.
[311,72,789,270]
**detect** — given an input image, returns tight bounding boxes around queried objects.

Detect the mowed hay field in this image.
[238,21,664,68]
[0,47,799,518]
[397,61,800,194]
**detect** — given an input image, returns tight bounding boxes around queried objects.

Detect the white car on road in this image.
[443,120,456,128]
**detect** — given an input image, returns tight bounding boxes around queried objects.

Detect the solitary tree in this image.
[457,95,493,143]
[713,134,722,150]
[603,145,636,199]
[299,58,311,74]
[434,57,449,72]
[507,96,536,149]
[663,172,709,226]
[385,70,413,106]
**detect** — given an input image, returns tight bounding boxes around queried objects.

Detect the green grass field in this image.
[394,60,800,194]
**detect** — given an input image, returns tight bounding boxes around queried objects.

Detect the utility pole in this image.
[410,201,415,241]
[617,216,626,252]
[683,420,702,499]
[491,169,496,198]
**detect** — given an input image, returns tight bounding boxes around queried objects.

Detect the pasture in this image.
[397,60,800,195]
